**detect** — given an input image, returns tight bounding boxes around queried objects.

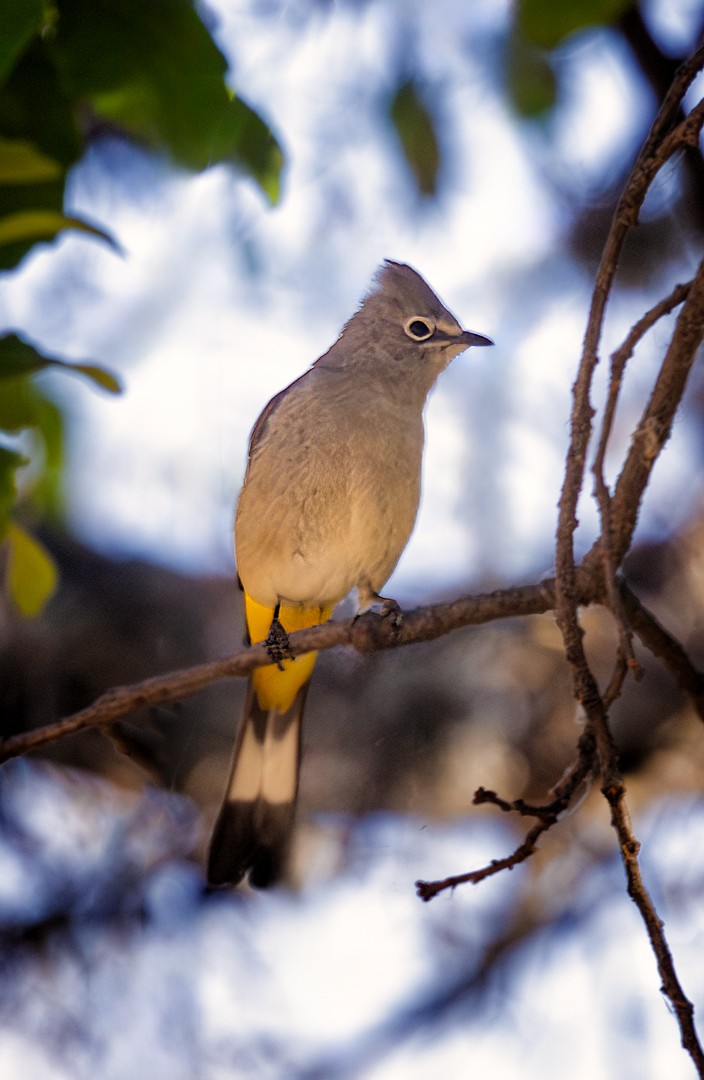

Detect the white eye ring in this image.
[403,316,435,341]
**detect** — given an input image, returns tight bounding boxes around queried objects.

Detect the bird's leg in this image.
[265,603,295,670]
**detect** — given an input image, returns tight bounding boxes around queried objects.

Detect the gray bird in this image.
[207,260,492,887]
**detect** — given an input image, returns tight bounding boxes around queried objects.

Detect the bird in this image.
[207,260,492,887]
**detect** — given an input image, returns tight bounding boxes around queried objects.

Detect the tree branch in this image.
[551,46,704,1071]
[3,566,703,764]
[0,582,559,763]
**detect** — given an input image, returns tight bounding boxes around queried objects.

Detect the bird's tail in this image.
[207,679,307,887]
[207,594,332,887]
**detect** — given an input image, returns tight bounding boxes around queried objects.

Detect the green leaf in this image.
[505,37,558,118]
[4,520,58,616]
[22,387,64,517]
[0,373,45,431]
[0,337,116,516]
[225,95,283,205]
[0,333,123,393]
[0,135,62,183]
[390,79,441,198]
[0,445,27,537]
[0,208,117,249]
[517,0,635,50]
[0,0,45,86]
[0,377,65,516]
[0,334,52,379]
[0,40,81,168]
[0,40,79,269]
[48,0,283,199]
[69,363,122,394]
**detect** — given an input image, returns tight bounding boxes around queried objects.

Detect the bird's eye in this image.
[404,317,435,341]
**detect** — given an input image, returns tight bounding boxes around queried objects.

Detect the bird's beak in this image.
[458,330,493,347]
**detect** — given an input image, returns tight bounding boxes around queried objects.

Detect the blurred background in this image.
[1,1,704,1077]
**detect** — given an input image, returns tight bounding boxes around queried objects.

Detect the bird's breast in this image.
[236,380,424,608]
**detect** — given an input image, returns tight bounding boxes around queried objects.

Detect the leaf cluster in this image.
[0,0,283,616]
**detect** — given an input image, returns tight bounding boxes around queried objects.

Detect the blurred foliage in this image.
[0,445,25,535]
[517,0,635,50]
[0,333,122,391]
[5,520,58,615]
[504,36,557,118]
[389,78,441,197]
[0,334,122,614]
[502,0,704,279]
[0,0,283,617]
[506,0,636,117]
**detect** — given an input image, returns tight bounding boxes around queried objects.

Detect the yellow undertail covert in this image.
[244,593,334,712]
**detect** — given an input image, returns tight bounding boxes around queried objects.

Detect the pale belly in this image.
[236,427,422,609]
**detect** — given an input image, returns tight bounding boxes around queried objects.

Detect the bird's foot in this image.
[355,593,403,627]
[264,606,295,670]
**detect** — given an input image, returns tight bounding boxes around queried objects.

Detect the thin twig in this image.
[607,256,704,567]
[416,731,598,901]
[602,652,630,709]
[590,281,693,676]
[619,580,704,721]
[415,819,550,901]
[601,758,704,1072]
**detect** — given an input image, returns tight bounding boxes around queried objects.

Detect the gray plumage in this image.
[208,260,492,887]
[236,261,491,611]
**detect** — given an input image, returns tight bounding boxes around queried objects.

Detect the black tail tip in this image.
[207,799,295,889]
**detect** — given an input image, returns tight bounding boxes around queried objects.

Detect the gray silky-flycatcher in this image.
[207,260,492,887]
